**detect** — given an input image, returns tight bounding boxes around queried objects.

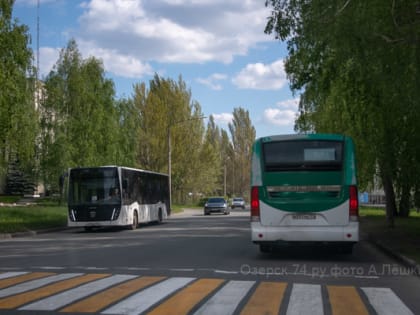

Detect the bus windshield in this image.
[263,140,343,172]
[68,167,121,205]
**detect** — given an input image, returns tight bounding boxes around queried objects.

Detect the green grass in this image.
[0,205,67,234]
[0,202,192,234]
[360,206,420,263]
[0,195,21,204]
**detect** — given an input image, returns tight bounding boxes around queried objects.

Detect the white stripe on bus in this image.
[193,280,255,315]
[0,273,82,298]
[362,287,414,315]
[286,283,323,315]
[102,277,195,315]
[20,274,136,311]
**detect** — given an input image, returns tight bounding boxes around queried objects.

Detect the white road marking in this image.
[0,271,28,279]
[286,283,323,315]
[214,269,239,275]
[193,280,255,315]
[362,287,414,315]
[19,274,137,311]
[102,277,195,315]
[0,273,83,298]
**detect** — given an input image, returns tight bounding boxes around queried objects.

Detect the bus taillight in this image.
[349,185,359,221]
[251,186,260,222]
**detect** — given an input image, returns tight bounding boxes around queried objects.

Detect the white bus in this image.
[67,166,170,231]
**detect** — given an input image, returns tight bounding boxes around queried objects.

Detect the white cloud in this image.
[213,113,233,125]
[232,59,287,90]
[263,97,300,127]
[73,0,271,75]
[196,73,227,90]
[79,40,153,78]
[37,47,60,77]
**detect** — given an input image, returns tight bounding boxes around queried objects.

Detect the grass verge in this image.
[0,205,67,234]
[0,201,188,234]
[360,206,420,264]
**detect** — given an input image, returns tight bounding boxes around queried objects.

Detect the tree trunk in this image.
[382,172,396,228]
[398,182,411,217]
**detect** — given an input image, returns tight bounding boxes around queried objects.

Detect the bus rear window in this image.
[263,140,343,171]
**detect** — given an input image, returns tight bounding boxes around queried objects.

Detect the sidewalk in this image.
[359,216,420,273]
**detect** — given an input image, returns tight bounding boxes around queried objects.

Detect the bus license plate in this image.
[292,214,316,220]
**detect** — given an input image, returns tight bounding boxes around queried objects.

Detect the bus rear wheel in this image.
[129,211,138,230]
[157,209,163,223]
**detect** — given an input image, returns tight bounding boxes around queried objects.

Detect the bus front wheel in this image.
[130,211,138,230]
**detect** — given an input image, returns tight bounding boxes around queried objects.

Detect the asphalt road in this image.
[0,208,419,314]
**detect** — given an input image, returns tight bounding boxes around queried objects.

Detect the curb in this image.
[366,233,420,276]
[0,226,69,239]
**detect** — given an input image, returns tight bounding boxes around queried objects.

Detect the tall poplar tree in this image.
[228,108,256,199]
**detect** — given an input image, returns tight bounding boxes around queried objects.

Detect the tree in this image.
[0,0,38,191]
[228,108,256,199]
[133,75,208,203]
[265,0,420,225]
[40,39,118,192]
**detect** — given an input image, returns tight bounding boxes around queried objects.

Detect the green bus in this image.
[250,134,359,253]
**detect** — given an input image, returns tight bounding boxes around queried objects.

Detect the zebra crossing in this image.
[0,271,415,314]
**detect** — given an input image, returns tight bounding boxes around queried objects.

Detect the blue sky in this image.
[13,0,299,138]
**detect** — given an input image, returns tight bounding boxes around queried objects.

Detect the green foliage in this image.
[265,0,420,222]
[133,75,211,202]
[39,39,120,192]
[0,205,67,233]
[228,108,256,199]
[0,0,38,175]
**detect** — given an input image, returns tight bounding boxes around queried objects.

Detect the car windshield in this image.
[208,198,225,203]
[233,198,243,202]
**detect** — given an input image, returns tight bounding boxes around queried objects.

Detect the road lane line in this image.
[0,272,55,290]
[60,276,165,313]
[193,280,255,315]
[240,282,287,315]
[0,272,28,280]
[102,277,195,315]
[286,283,323,315]
[362,287,414,315]
[0,273,107,309]
[19,274,135,311]
[147,278,225,315]
[327,286,369,315]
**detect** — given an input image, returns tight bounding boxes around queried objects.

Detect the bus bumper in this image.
[251,221,359,243]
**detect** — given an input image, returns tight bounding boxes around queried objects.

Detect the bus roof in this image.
[257,133,347,143]
[69,166,168,177]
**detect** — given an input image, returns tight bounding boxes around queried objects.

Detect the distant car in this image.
[204,197,229,215]
[231,197,245,209]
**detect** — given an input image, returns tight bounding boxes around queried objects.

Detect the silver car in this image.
[231,197,245,209]
[204,197,230,215]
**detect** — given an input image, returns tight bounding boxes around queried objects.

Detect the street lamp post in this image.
[167,116,206,210]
